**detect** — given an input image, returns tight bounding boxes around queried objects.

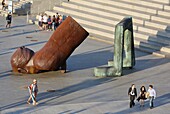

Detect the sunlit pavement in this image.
[0,16,170,114]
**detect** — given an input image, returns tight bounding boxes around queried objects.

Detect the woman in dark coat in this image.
[6,12,12,28]
[128,84,137,108]
[137,86,147,107]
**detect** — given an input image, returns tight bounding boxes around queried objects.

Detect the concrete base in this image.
[94,66,120,77]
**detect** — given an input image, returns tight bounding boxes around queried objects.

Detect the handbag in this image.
[145,92,150,98]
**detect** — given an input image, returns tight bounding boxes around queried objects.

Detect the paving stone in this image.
[0,16,170,114]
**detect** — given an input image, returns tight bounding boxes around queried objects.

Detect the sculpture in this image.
[94,17,135,77]
[11,16,89,74]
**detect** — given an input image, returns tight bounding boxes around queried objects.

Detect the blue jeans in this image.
[149,96,154,108]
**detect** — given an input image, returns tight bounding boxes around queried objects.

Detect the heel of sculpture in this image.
[12,67,19,73]
[60,62,67,73]
[26,66,38,74]
[94,66,121,77]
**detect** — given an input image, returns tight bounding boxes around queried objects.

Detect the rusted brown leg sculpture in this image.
[11,16,89,74]
[11,46,35,73]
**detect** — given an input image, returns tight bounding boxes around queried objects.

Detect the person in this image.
[137,86,147,107]
[2,0,7,10]
[56,12,59,18]
[51,15,56,30]
[47,16,52,31]
[38,14,43,29]
[42,13,48,30]
[6,12,12,28]
[58,15,63,25]
[128,84,137,108]
[147,85,156,109]
[27,79,39,105]
[55,14,60,29]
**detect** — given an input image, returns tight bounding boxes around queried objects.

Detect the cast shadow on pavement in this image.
[0,77,116,114]
[0,40,47,57]
[0,70,12,79]
[104,93,170,114]
[68,46,169,76]
[0,24,33,31]
[0,29,42,39]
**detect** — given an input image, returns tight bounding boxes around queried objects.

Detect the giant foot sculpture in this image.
[94,17,135,77]
[11,16,89,74]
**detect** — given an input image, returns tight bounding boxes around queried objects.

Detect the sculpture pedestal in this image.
[94,66,121,77]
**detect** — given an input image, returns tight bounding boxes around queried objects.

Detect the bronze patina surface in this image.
[94,17,135,77]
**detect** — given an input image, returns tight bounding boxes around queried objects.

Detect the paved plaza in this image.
[0,16,170,114]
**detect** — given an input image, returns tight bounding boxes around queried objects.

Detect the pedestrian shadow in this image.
[0,24,33,31]
[104,93,170,114]
[0,29,42,39]
[155,93,170,107]
[0,51,12,56]
[37,77,116,105]
[10,24,33,29]
[0,70,12,79]
[0,77,116,114]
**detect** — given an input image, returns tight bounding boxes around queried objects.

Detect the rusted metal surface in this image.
[11,16,89,74]
[11,46,35,73]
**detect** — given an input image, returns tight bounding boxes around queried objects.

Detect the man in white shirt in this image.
[147,85,156,109]
[42,14,48,30]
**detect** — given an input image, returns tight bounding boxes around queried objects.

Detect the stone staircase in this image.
[34,0,170,57]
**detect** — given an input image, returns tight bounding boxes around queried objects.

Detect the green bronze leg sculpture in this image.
[94,17,135,77]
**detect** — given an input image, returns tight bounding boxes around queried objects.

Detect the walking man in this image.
[6,12,12,28]
[147,85,156,109]
[128,84,137,108]
[27,79,39,105]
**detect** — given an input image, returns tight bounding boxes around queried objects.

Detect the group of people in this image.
[38,12,63,31]
[128,84,156,109]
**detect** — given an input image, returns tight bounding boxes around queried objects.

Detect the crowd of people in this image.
[128,84,156,109]
[38,12,63,31]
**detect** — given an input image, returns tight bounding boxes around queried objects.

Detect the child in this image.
[27,79,39,105]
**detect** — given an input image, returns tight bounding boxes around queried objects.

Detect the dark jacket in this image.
[128,87,137,97]
[6,14,12,21]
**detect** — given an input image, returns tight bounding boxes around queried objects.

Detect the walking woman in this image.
[137,86,147,107]
[128,84,137,108]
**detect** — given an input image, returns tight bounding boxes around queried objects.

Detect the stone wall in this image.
[31,0,67,14]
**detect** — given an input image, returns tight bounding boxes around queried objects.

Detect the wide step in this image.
[31,0,170,58]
